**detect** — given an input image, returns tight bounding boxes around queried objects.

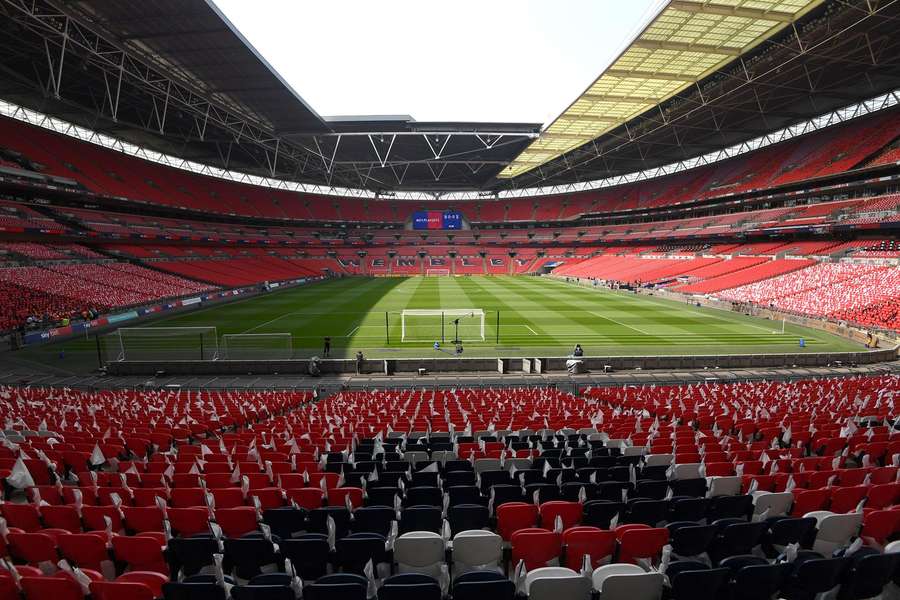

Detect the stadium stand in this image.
[0,376,894,598]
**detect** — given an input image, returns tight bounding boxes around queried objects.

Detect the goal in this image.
[425,268,450,276]
[109,326,218,361]
[222,333,293,360]
[401,309,485,342]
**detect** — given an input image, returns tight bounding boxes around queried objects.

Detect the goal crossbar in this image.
[401,309,485,342]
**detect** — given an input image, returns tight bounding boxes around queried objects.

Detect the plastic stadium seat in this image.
[394,531,445,578]
[525,567,592,600]
[452,530,503,576]
[167,507,211,537]
[377,573,441,600]
[496,502,538,541]
[562,526,616,569]
[510,528,561,570]
[224,535,283,580]
[280,534,332,581]
[616,526,669,565]
[20,576,84,600]
[452,571,515,600]
[9,532,61,567]
[539,501,582,531]
[214,507,259,537]
[90,572,169,600]
[591,564,665,600]
[335,532,388,576]
[303,573,368,600]
[1,503,42,532]
[58,533,113,576]
[112,534,168,575]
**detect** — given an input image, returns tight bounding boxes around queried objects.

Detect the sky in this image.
[212,0,664,125]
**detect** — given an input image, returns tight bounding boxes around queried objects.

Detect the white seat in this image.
[404,450,428,464]
[645,454,674,467]
[394,531,445,578]
[803,511,863,555]
[707,476,742,497]
[752,491,793,516]
[430,450,457,463]
[592,564,664,600]
[504,458,532,472]
[451,530,502,577]
[474,458,502,473]
[623,447,647,457]
[673,464,702,480]
[525,567,591,600]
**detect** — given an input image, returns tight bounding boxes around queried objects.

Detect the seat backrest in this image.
[598,571,665,600]
[394,531,445,570]
[452,530,502,570]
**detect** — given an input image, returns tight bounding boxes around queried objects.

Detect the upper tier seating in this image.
[2,107,899,223]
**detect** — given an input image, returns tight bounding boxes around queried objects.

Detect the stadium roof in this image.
[499,0,827,179]
[0,0,898,196]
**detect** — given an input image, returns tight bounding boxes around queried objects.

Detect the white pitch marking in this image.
[345,325,360,337]
[524,325,539,335]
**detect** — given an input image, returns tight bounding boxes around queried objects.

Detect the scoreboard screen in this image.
[412,210,462,230]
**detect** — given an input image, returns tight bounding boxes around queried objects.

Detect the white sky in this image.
[213,0,664,125]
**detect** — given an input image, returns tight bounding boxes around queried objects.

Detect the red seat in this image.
[0,574,19,600]
[215,507,259,537]
[111,535,168,575]
[539,501,582,531]
[497,502,539,541]
[90,572,168,600]
[562,526,616,569]
[203,473,236,489]
[616,526,669,565]
[122,507,165,533]
[131,488,169,507]
[168,507,211,537]
[211,488,245,509]
[20,576,84,600]
[829,485,869,514]
[170,487,206,508]
[58,533,113,576]
[1,503,42,532]
[791,489,830,516]
[41,505,83,533]
[868,482,900,510]
[82,505,123,532]
[284,488,324,510]
[861,509,900,546]
[9,532,61,567]
[327,487,363,509]
[510,528,561,570]
[26,485,63,505]
[250,488,286,510]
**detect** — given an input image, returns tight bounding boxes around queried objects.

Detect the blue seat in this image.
[667,522,717,557]
[377,573,442,600]
[224,533,282,581]
[669,565,730,600]
[352,506,396,536]
[727,561,793,600]
[304,574,368,600]
[405,486,442,507]
[163,575,234,600]
[168,534,221,578]
[452,570,515,600]
[399,505,442,534]
[837,548,900,600]
[279,534,330,581]
[447,504,489,536]
[308,506,352,538]
[781,553,850,600]
[336,532,388,575]
[261,507,307,540]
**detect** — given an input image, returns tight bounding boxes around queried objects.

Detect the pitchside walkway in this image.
[1,354,898,394]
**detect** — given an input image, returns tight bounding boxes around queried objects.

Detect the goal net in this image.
[222,333,293,360]
[425,268,450,276]
[109,326,218,362]
[401,309,485,342]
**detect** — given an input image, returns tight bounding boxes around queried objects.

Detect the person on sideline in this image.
[323,336,331,357]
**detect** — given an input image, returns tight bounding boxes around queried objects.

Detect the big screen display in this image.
[412,210,462,230]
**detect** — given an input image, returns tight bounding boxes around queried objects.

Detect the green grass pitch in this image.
[18,275,862,370]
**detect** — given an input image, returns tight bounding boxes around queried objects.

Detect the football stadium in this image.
[0,0,899,598]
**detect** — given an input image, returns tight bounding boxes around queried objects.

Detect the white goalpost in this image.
[222,333,293,360]
[110,326,219,361]
[425,268,450,276]
[401,309,485,342]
